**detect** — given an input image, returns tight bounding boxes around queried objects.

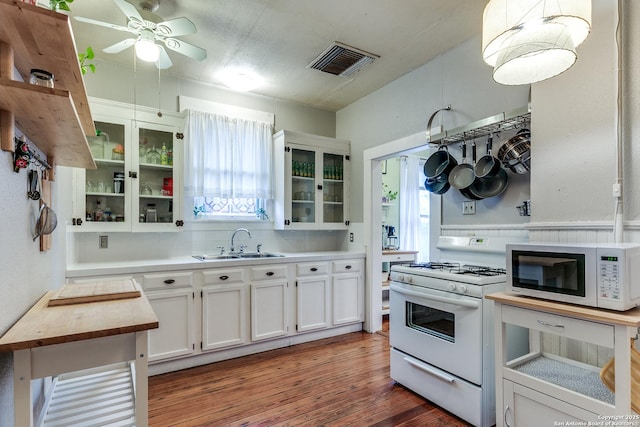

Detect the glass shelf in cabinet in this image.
[140,162,173,170]
[86,192,125,197]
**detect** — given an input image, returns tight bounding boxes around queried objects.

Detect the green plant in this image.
[78,46,96,75]
[49,0,73,11]
[383,183,398,202]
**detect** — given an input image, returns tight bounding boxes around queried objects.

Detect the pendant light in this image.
[482,0,592,85]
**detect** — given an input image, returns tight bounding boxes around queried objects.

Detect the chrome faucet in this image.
[230,228,251,253]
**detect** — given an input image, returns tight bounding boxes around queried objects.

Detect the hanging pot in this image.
[455,142,484,200]
[424,177,450,195]
[449,140,475,190]
[470,167,509,199]
[475,135,501,178]
[423,145,458,181]
[498,128,531,174]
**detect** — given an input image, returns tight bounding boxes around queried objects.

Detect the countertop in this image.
[486,291,640,326]
[0,281,158,352]
[66,251,366,278]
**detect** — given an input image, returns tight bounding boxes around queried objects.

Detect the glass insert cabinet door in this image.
[322,152,344,224]
[137,124,176,225]
[290,147,316,224]
[85,120,128,225]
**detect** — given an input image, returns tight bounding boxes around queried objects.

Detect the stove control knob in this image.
[398,274,405,282]
[459,284,468,294]
[406,275,413,283]
[448,282,456,291]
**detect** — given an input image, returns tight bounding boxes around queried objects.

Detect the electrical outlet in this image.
[349,232,354,243]
[462,201,476,215]
[99,235,108,249]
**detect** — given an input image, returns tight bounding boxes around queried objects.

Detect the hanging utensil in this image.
[33,201,57,241]
[27,169,40,200]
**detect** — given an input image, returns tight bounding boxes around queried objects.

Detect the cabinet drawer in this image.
[202,268,246,285]
[502,305,614,348]
[250,265,288,281]
[333,259,362,274]
[382,252,416,262]
[296,262,329,276]
[143,272,193,291]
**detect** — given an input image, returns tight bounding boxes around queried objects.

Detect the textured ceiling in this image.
[69,0,487,112]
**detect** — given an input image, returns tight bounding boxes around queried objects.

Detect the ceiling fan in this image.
[74,0,207,69]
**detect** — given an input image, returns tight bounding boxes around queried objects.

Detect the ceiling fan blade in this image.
[156,46,173,69]
[113,0,144,23]
[103,38,136,54]
[74,16,133,33]
[155,17,197,37]
[163,38,207,61]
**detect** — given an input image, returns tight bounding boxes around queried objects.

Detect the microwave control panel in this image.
[598,255,622,301]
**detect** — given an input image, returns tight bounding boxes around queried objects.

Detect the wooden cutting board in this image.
[48,279,141,307]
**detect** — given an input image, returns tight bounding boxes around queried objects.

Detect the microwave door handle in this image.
[390,283,480,309]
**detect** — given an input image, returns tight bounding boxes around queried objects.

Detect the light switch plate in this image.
[462,201,476,215]
[99,235,108,249]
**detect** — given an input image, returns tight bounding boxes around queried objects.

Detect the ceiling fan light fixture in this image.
[135,29,160,62]
[482,0,591,85]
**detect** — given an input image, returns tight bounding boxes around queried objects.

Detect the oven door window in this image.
[406,301,454,342]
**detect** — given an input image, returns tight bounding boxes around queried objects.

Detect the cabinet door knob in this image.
[317,184,323,190]
[266,271,274,276]
[310,267,318,272]
[345,265,352,270]
[219,275,229,280]
[163,279,176,284]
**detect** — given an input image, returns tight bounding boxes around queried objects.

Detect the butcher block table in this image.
[0,279,158,427]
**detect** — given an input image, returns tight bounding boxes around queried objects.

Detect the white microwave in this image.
[506,242,640,311]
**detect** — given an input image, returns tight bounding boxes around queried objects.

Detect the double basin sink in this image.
[193,252,285,261]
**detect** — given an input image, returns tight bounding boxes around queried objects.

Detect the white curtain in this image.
[184,110,274,199]
[399,156,421,252]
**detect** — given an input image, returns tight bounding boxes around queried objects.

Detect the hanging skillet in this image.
[449,138,474,190]
[475,135,501,178]
[458,141,484,200]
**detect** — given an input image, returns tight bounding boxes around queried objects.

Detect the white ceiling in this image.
[68,0,487,112]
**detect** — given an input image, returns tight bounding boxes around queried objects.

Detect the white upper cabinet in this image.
[273,130,350,230]
[70,99,184,232]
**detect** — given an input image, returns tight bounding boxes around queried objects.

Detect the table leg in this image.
[13,349,33,427]
[135,331,149,427]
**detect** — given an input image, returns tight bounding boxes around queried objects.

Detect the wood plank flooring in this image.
[148,319,471,426]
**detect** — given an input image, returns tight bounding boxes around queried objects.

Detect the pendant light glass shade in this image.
[482,0,591,85]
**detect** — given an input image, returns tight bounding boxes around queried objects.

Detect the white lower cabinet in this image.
[142,272,195,362]
[66,255,365,371]
[296,262,330,332]
[502,380,599,427]
[250,265,289,341]
[332,259,364,325]
[491,294,640,427]
[201,268,248,351]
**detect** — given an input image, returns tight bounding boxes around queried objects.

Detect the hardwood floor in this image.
[148,319,471,427]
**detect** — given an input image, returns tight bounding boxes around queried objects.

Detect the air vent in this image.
[307,42,379,77]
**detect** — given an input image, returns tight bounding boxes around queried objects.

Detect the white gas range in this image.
[389,236,528,427]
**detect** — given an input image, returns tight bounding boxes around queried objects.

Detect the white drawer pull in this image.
[404,357,455,383]
[537,320,565,329]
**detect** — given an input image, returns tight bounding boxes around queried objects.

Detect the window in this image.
[184,110,273,220]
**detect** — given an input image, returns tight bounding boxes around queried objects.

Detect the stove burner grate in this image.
[405,262,506,276]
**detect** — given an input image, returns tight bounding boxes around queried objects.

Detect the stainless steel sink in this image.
[237,252,285,258]
[193,252,284,261]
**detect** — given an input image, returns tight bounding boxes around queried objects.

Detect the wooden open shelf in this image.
[0,0,95,169]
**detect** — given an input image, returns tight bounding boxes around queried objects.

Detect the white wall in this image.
[0,148,67,425]
[336,36,530,225]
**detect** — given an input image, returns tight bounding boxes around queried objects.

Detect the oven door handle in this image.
[390,283,480,309]
[403,357,455,383]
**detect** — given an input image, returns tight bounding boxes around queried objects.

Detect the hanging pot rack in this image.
[426,105,530,147]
